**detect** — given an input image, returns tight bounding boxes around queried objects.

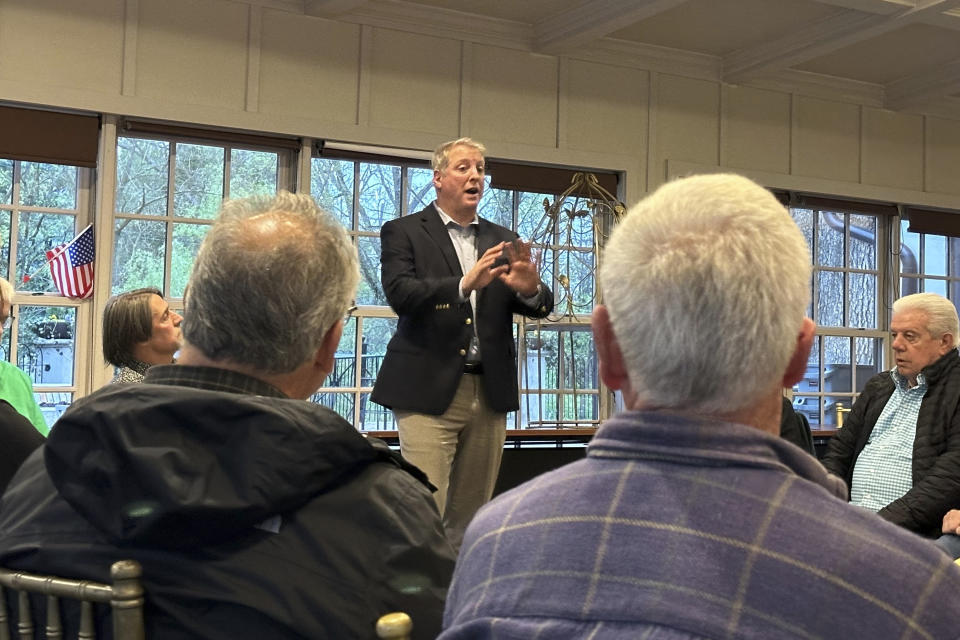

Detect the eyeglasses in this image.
[2,314,14,330]
[343,305,358,323]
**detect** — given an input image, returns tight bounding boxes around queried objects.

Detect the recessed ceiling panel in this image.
[795,23,960,85]
[607,0,842,56]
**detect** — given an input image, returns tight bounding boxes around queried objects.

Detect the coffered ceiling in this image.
[265,0,960,116]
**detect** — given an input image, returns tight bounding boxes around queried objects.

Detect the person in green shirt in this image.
[0,277,48,435]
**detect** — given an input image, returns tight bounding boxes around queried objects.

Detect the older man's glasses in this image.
[343,305,358,323]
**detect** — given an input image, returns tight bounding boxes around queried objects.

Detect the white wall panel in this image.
[259,10,360,123]
[136,0,248,110]
[655,74,719,176]
[0,0,124,94]
[926,117,960,196]
[367,28,461,137]
[564,60,648,158]
[861,108,923,192]
[793,96,860,183]
[721,85,791,175]
[465,45,558,148]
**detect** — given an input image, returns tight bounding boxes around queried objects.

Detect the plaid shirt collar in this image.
[143,364,288,398]
[588,409,848,498]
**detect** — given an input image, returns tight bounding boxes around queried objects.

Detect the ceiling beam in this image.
[767,0,960,27]
[808,0,911,13]
[723,0,960,84]
[886,57,960,110]
[533,0,687,55]
[305,0,371,18]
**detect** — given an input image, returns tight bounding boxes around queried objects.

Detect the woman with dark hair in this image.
[103,288,182,384]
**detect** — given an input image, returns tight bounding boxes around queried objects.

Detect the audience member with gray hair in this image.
[823,291,960,536]
[0,191,455,639]
[441,173,960,639]
[102,287,182,384]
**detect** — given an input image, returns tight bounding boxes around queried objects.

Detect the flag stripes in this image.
[46,225,95,299]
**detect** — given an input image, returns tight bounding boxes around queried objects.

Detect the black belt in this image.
[464,362,484,374]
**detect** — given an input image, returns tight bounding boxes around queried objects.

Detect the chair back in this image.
[0,560,144,640]
[375,612,412,640]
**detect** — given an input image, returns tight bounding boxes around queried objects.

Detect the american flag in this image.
[47,225,94,299]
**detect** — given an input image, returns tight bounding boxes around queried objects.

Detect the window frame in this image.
[0,158,95,426]
[112,131,298,300]
[790,204,890,428]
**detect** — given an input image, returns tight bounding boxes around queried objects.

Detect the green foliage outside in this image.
[112,137,278,297]
[0,162,82,413]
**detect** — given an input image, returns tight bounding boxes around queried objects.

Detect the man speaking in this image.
[372,137,553,549]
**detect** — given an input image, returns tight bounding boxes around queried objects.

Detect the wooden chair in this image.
[376,612,412,640]
[0,560,144,640]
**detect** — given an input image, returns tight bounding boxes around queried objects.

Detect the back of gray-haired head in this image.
[599,173,811,414]
[893,292,959,348]
[183,191,359,374]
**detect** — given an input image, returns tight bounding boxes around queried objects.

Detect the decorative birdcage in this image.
[527,172,625,321]
[520,172,625,429]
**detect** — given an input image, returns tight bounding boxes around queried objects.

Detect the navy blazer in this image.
[371,205,553,415]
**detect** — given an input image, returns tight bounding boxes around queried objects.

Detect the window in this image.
[114,135,290,298]
[898,220,960,304]
[0,158,91,428]
[309,157,404,430]
[790,207,887,427]
[309,155,604,430]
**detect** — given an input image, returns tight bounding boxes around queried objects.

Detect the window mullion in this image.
[844,216,851,327]
[8,161,21,365]
[9,161,21,289]
[354,316,363,428]
[163,144,178,297]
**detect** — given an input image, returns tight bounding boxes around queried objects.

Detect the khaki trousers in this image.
[394,373,507,552]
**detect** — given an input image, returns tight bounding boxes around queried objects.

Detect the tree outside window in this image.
[790,208,885,427]
[0,158,87,428]
[113,136,282,298]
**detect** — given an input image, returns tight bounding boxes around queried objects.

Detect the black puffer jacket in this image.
[0,399,44,493]
[0,374,455,639]
[822,350,960,536]
[779,396,815,455]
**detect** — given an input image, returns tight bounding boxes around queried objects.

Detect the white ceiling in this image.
[276,0,960,117]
